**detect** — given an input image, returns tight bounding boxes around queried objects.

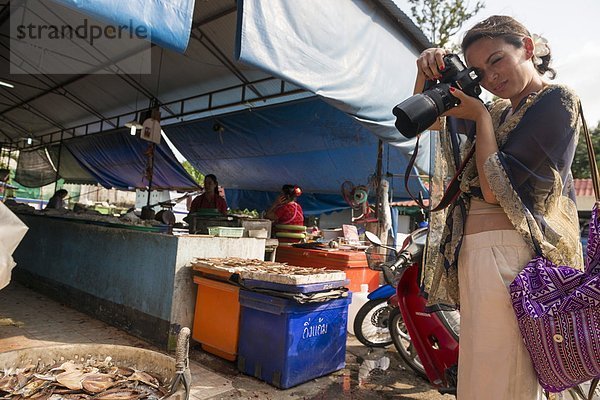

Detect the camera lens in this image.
[393,95,438,138]
[393,83,454,138]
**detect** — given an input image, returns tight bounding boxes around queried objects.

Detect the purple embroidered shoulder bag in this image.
[509,102,600,393]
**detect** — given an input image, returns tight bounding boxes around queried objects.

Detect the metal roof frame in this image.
[0,0,430,151]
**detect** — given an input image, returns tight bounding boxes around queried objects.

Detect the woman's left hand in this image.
[443,87,489,123]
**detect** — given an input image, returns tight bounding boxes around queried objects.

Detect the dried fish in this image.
[50,361,80,374]
[0,375,18,392]
[56,370,85,390]
[81,374,114,393]
[91,388,143,400]
[1,356,169,400]
[31,375,54,382]
[16,378,51,398]
[109,367,133,378]
[127,371,159,389]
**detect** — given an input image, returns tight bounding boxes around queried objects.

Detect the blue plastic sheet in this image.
[50,0,195,52]
[225,189,349,216]
[64,130,198,190]
[236,0,432,173]
[164,97,426,214]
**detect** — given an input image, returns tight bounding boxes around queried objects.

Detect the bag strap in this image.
[404,134,475,212]
[580,102,600,202]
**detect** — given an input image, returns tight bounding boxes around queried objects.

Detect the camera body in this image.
[393,53,482,138]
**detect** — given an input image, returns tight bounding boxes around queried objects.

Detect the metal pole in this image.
[53,133,64,193]
[146,142,155,208]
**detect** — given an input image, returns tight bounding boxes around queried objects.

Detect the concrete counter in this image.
[12,214,265,349]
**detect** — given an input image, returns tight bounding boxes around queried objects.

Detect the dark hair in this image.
[461,15,555,79]
[54,189,68,198]
[204,174,219,195]
[281,184,301,201]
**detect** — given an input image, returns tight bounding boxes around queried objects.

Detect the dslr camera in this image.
[392,53,482,138]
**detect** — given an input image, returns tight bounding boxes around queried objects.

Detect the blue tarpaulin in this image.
[50,0,195,52]
[164,97,426,214]
[224,189,349,216]
[236,0,433,173]
[64,130,199,190]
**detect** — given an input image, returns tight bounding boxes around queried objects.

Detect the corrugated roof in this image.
[574,178,596,197]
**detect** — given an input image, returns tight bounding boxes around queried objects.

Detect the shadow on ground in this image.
[189,335,452,399]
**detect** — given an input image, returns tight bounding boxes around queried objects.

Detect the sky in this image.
[394,0,600,127]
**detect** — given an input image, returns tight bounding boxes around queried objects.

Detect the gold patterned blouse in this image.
[422,84,584,308]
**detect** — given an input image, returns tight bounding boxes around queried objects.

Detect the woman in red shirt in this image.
[189,174,227,215]
[265,184,304,226]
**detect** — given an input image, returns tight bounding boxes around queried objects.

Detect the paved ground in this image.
[0,282,451,399]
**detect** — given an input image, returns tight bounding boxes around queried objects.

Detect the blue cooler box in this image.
[237,290,350,389]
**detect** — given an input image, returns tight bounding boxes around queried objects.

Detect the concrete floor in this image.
[0,282,450,399]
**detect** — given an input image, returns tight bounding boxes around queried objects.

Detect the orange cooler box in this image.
[192,276,240,361]
[275,246,379,292]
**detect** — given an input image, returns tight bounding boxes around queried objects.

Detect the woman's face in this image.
[465,37,537,106]
[204,177,216,192]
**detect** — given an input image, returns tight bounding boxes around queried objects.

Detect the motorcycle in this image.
[352,243,401,348]
[364,229,459,394]
[363,229,599,399]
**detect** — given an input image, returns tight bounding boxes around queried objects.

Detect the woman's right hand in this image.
[417,48,448,81]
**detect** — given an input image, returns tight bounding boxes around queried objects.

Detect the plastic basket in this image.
[208,226,245,238]
[365,246,396,271]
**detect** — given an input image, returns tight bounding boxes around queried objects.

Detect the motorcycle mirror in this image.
[364,231,382,246]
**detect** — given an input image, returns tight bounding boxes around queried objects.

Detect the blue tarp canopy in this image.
[64,131,199,190]
[224,190,348,216]
[164,97,426,214]
[49,0,195,52]
[236,0,433,172]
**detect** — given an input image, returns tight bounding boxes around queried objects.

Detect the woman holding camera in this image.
[418,16,583,399]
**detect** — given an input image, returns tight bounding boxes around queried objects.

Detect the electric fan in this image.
[340,181,375,223]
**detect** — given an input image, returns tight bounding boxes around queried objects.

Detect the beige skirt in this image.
[457,229,542,400]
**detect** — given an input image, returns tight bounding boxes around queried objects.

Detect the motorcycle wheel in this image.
[353,298,393,348]
[439,309,460,340]
[389,308,427,379]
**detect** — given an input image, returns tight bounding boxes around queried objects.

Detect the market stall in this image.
[12,211,266,349]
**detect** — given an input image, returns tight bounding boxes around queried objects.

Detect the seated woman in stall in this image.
[265,185,305,242]
[188,174,228,215]
[45,189,68,210]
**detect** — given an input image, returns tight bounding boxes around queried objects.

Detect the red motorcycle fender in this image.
[397,263,459,388]
[388,293,399,308]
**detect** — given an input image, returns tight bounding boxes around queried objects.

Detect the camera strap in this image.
[404,134,475,212]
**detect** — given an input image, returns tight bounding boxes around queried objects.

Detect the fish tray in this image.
[241,279,350,293]
[0,344,187,399]
[239,268,346,285]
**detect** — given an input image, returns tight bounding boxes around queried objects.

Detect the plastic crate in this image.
[237,290,350,389]
[207,226,245,238]
[192,276,240,361]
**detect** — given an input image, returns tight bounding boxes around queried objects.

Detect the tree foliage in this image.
[407,0,485,49]
[182,161,205,185]
[572,121,600,179]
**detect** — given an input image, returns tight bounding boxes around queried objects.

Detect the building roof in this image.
[574,178,596,197]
